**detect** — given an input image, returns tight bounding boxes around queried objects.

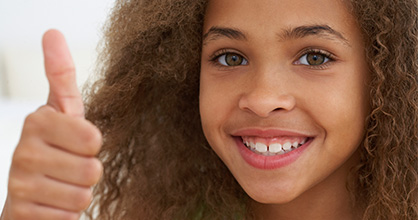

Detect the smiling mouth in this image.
[240,136,313,156]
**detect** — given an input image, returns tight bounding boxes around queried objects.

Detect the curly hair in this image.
[83,0,418,219]
[348,0,418,219]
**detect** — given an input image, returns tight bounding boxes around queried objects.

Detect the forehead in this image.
[203,0,360,44]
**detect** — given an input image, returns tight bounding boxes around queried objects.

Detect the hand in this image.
[1,30,103,220]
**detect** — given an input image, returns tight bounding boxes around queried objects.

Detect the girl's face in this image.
[200,0,369,206]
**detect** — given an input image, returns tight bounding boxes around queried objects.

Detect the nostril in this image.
[238,92,296,117]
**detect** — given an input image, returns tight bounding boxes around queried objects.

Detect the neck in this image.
[249,152,363,220]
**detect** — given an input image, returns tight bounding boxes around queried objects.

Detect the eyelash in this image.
[209,49,248,68]
[294,48,336,70]
[209,48,336,69]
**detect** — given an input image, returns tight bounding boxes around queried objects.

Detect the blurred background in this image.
[0,0,114,209]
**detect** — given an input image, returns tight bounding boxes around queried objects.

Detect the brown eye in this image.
[297,52,330,66]
[218,53,248,66]
[306,53,326,65]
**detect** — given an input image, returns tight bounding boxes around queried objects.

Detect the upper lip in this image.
[231,128,314,138]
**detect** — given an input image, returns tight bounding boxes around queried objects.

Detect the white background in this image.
[0,0,114,210]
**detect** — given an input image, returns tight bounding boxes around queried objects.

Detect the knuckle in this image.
[37,105,56,113]
[67,213,81,220]
[23,112,41,132]
[11,205,31,219]
[12,148,26,168]
[81,158,103,185]
[51,66,76,78]
[23,106,55,133]
[72,188,92,210]
[80,124,102,155]
[12,144,40,170]
[8,177,31,199]
[59,211,81,220]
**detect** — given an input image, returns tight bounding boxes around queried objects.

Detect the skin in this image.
[1,30,102,220]
[200,0,369,219]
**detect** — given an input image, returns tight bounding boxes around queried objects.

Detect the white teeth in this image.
[282,142,292,151]
[269,143,282,153]
[269,143,285,154]
[242,137,310,155]
[250,142,256,150]
[255,143,268,153]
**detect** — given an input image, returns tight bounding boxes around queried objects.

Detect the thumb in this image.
[42,29,84,117]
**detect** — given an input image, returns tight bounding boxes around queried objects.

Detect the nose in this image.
[238,72,296,118]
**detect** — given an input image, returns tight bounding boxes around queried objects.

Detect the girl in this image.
[2,0,417,219]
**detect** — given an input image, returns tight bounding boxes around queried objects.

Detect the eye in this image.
[295,50,333,66]
[217,53,248,66]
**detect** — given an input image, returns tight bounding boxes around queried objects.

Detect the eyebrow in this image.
[202,26,247,45]
[280,25,350,47]
[202,24,350,47]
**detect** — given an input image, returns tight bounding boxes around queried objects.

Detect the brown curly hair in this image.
[83,0,418,219]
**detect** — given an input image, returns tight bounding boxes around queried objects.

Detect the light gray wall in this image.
[0,0,114,101]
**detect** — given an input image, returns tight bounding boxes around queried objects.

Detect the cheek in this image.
[304,73,369,150]
[199,67,243,127]
[199,72,231,143]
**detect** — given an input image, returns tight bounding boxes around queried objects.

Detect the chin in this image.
[239,179,303,205]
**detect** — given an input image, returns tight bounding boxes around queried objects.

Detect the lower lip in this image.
[234,137,312,170]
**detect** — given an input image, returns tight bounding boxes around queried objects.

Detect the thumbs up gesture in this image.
[1,30,103,220]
